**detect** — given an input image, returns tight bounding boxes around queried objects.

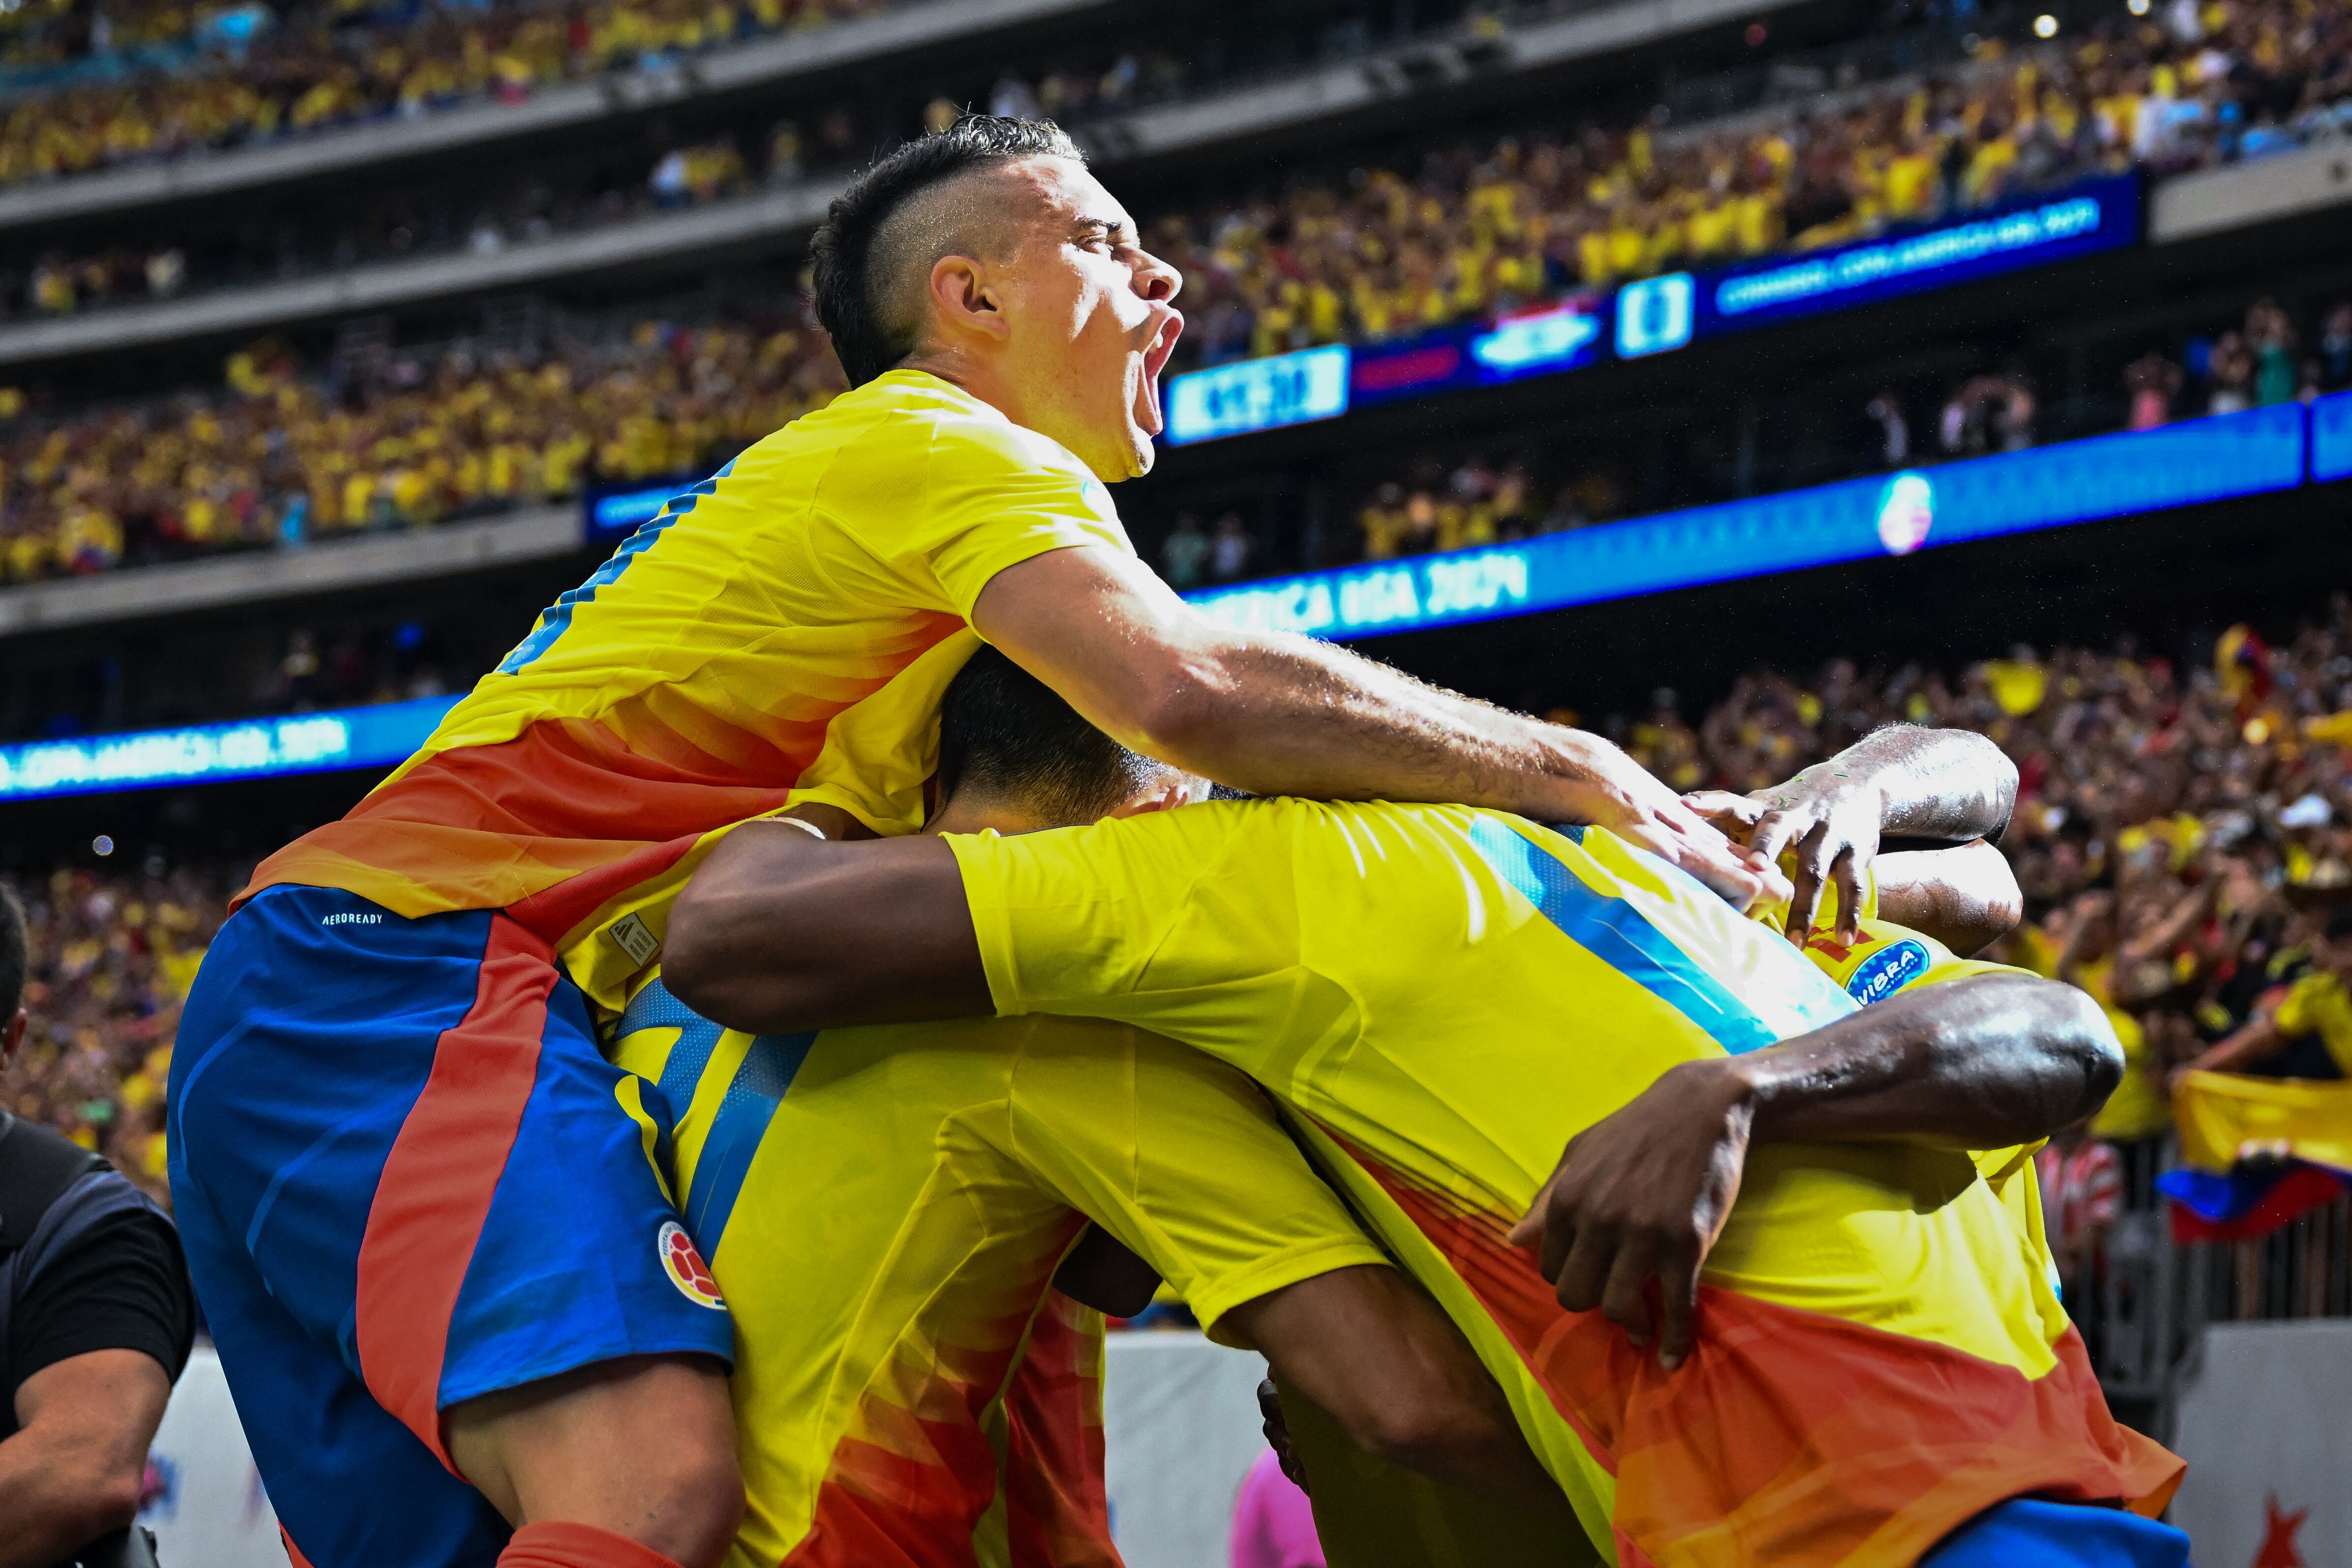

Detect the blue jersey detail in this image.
[686,1031,815,1256]
[1466,816,1781,1055]
[1847,939,1931,1006]
[1922,1497,2190,1567]
[494,458,737,675]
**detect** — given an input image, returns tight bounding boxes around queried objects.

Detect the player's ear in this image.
[1107,775,1199,820]
[929,254,1009,344]
[1,1009,24,1070]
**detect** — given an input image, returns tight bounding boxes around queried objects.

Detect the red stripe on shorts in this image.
[354,912,556,1473]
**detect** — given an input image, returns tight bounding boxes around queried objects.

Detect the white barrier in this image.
[138,1345,290,1568]
[138,1333,1266,1568]
[2170,1319,2352,1568]
[1103,1332,1271,1568]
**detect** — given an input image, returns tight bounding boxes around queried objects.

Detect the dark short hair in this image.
[938,647,1163,824]
[0,884,25,1020]
[810,115,1085,387]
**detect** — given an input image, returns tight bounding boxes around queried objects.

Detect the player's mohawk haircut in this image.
[811,114,1086,387]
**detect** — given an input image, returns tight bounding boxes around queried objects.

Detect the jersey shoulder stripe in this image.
[1466,815,1780,1055]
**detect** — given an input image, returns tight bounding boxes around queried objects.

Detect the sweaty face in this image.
[992,158,1184,481]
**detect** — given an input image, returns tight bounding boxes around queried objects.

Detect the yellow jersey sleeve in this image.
[892,415,1128,619]
[2273,972,2332,1038]
[1006,1024,1389,1340]
[946,805,1301,1026]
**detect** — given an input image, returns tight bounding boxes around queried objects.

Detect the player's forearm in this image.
[1871,843,2024,957]
[0,1435,144,1568]
[1718,973,2122,1148]
[1146,630,1660,825]
[665,824,993,1033]
[1783,725,2018,844]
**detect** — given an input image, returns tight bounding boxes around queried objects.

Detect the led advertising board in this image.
[1692,173,2140,338]
[0,696,462,802]
[2313,389,2352,483]
[1162,344,1352,445]
[1187,403,2305,641]
[1157,173,2142,448]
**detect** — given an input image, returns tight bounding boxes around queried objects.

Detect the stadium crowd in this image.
[1324,291,2352,566]
[0,855,220,1202]
[17,591,2352,1335]
[9,0,2352,334]
[0,320,846,581]
[1160,0,2352,368]
[0,0,887,187]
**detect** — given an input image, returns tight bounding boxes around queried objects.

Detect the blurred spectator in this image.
[2205,329,2254,413]
[1160,512,1210,591]
[2317,302,2352,392]
[1866,391,1910,466]
[1209,511,1256,584]
[2123,350,2181,428]
[2249,297,2300,405]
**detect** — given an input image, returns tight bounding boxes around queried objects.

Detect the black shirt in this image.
[3,1207,194,1440]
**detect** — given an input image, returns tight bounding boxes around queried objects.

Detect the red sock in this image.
[498,1522,689,1568]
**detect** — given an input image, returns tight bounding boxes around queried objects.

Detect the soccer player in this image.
[663,651,2189,1568]
[168,115,1779,1568]
[600,656,1566,1563]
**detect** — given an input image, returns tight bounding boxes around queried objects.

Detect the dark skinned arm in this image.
[1871,841,2025,957]
[664,823,987,1034]
[1505,972,2122,1370]
[1686,724,2019,942]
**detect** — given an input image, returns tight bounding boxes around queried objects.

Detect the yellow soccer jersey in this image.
[945,800,2180,1566]
[247,368,1129,1013]
[607,976,1386,1568]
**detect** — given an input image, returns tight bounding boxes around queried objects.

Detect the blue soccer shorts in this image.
[1925,1497,2193,1567]
[166,884,734,1568]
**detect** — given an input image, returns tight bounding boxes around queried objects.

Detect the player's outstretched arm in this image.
[972,547,1785,910]
[1870,841,2025,956]
[1506,972,2120,1370]
[664,822,991,1032]
[1685,723,2018,942]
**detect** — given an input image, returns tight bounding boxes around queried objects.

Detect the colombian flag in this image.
[2161,1070,2352,1242]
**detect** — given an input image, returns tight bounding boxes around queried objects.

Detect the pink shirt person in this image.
[1231,1448,1324,1568]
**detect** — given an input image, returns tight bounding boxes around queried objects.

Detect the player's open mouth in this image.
[1137,311,1183,435]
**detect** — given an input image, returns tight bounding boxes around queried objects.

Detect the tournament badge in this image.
[658,1220,726,1309]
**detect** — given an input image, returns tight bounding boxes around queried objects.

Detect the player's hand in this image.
[1685,772,1885,944]
[1257,1379,1308,1495]
[1554,739,1789,912]
[1505,1058,1754,1371]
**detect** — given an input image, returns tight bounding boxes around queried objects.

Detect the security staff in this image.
[0,886,193,1568]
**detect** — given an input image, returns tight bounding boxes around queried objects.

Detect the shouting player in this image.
[663,652,2189,1568]
[167,114,1778,1568]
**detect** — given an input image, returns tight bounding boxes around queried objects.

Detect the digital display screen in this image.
[1697,175,2138,336]
[587,482,686,541]
[1188,403,2305,640]
[1164,173,2142,444]
[0,696,462,802]
[2313,389,2352,483]
[1163,344,1352,445]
